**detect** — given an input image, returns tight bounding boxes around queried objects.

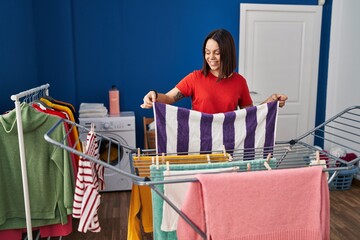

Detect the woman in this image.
[141,28,287,114]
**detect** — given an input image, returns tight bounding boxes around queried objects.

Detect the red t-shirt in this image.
[176,70,253,114]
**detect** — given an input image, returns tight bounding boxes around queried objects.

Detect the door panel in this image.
[239,4,322,143]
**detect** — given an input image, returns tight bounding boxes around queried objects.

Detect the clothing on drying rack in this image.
[0,103,74,230]
[127,185,154,240]
[161,167,240,232]
[177,166,330,240]
[127,153,232,240]
[72,129,104,233]
[150,158,277,240]
[153,101,278,157]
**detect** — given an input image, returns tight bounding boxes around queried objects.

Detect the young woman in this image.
[141,28,287,114]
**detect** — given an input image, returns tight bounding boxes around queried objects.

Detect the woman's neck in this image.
[210,70,219,77]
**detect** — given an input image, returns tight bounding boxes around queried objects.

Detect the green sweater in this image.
[0,103,74,230]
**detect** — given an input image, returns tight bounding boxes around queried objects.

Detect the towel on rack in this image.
[161,167,238,232]
[150,159,277,240]
[177,166,330,240]
[153,101,278,156]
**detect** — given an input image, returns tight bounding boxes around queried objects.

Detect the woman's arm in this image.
[140,87,185,109]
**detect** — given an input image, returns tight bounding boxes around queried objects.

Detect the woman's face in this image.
[205,39,221,75]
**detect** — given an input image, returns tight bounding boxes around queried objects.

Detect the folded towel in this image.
[177,166,330,240]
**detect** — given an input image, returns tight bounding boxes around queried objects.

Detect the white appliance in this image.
[79,112,136,191]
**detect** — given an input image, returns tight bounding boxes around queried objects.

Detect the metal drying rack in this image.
[44,105,360,239]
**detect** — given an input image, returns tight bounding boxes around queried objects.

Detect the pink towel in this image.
[177,166,330,240]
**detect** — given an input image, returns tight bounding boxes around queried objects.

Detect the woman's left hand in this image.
[267,94,288,108]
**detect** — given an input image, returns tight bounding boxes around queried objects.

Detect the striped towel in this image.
[153,101,279,157]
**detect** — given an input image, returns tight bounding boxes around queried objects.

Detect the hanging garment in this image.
[0,103,74,230]
[177,166,330,240]
[153,101,278,157]
[40,97,82,154]
[72,130,104,233]
[127,185,154,240]
[32,103,79,178]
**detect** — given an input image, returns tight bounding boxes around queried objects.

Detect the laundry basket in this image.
[329,166,359,190]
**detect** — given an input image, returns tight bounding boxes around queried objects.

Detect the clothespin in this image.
[166,161,170,174]
[90,123,95,133]
[137,148,141,160]
[316,150,320,164]
[162,152,165,164]
[156,155,159,170]
[247,162,251,171]
[264,161,272,170]
[207,154,211,164]
[151,156,155,165]
[228,154,233,162]
[222,145,227,157]
[266,153,272,162]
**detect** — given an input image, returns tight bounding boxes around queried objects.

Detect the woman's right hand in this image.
[140,90,157,109]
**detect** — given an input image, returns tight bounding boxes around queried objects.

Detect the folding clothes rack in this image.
[44,105,360,239]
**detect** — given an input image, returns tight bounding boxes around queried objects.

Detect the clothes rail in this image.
[10,83,50,240]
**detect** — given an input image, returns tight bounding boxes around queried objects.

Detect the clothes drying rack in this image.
[10,84,50,240]
[44,105,360,239]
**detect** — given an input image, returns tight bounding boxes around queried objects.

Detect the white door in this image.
[239,4,322,144]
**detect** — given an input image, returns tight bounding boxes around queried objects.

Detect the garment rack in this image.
[44,105,360,239]
[10,84,50,240]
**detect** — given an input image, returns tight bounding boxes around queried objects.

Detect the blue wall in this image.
[1,0,329,148]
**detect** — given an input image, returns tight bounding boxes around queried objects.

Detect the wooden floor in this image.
[63,180,360,240]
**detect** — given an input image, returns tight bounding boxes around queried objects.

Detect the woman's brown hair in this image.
[201,29,237,81]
